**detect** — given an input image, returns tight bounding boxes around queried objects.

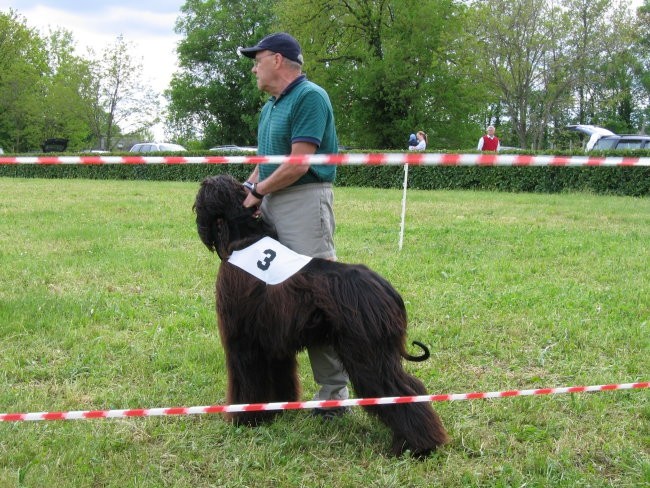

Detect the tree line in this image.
[2,1,649,153]
[168,0,650,150]
[0,10,158,153]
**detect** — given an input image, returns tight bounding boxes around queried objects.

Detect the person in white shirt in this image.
[408,131,427,151]
[477,125,500,151]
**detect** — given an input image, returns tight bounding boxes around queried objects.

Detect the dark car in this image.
[41,138,69,153]
[567,125,650,151]
[591,135,650,151]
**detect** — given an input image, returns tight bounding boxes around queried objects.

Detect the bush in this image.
[1,150,648,196]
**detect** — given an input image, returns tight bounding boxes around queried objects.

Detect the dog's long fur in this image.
[194,174,449,457]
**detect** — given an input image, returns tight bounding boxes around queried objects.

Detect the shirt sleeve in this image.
[477,137,484,150]
[291,90,328,148]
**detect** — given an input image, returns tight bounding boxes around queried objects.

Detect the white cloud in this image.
[15,5,181,95]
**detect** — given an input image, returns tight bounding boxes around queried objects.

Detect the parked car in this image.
[209,145,257,153]
[42,138,69,153]
[567,125,650,151]
[130,142,187,152]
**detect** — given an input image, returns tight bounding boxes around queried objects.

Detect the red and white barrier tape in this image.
[1,153,650,167]
[2,382,647,422]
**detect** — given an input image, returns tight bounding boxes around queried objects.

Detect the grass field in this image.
[0,176,648,487]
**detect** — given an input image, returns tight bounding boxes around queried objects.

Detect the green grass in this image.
[0,177,648,487]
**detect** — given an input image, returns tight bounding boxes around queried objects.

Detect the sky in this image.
[1,0,185,98]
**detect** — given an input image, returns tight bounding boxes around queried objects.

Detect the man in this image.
[238,32,349,418]
[477,125,500,152]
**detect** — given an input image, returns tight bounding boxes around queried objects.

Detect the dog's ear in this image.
[195,213,232,259]
[193,178,223,254]
[211,218,231,260]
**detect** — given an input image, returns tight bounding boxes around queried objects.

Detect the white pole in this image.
[398,163,409,251]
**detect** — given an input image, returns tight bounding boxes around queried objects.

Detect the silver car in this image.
[130,142,187,152]
[209,145,257,153]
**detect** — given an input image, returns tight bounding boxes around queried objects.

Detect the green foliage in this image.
[2,150,649,196]
[42,30,97,150]
[3,0,650,155]
[0,10,48,152]
[0,10,156,153]
[167,0,276,147]
[0,158,249,183]
[275,0,485,150]
[337,164,650,196]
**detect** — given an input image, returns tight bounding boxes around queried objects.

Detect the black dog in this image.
[193,174,448,457]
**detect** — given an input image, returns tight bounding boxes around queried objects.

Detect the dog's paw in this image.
[227,411,278,426]
[391,435,440,459]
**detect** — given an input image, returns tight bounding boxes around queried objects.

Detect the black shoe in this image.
[310,406,349,421]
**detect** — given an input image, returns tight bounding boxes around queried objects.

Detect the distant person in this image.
[478,125,500,152]
[408,133,417,147]
[409,131,427,151]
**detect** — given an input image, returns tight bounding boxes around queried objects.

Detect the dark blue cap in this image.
[239,32,304,65]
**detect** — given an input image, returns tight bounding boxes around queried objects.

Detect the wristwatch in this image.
[243,180,264,199]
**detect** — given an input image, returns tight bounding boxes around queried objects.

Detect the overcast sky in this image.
[1,0,185,95]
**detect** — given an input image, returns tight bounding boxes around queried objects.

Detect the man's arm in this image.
[246,165,260,184]
[242,142,315,207]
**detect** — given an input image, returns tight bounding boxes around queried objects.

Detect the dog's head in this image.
[193,174,273,260]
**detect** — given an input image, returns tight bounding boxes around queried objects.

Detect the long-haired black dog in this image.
[193,174,448,457]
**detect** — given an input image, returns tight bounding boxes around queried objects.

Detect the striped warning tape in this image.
[1,153,650,166]
[2,382,647,422]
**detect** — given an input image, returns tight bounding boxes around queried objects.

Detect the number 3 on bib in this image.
[228,237,312,285]
[257,249,277,271]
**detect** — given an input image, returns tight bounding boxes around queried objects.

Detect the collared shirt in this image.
[258,75,338,184]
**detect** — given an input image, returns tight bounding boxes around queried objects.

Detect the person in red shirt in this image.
[477,125,500,152]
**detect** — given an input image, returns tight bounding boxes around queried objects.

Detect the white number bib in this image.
[227,236,312,285]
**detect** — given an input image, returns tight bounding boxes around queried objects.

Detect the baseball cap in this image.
[239,32,304,65]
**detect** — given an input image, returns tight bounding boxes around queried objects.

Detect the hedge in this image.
[1,150,649,196]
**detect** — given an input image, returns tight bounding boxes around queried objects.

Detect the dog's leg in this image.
[268,355,301,402]
[222,342,279,426]
[338,346,449,457]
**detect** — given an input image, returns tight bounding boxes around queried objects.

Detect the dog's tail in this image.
[402,341,430,362]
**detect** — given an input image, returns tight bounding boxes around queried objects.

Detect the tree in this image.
[566,0,611,125]
[167,0,276,146]
[0,10,47,152]
[636,0,650,132]
[466,0,578,149]
[602,4,647,133]
[275,0,485,149]
[87,35,160,150]
[42,29,96,150]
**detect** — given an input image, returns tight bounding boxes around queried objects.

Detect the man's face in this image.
[252,51,277,93]
[487,127,495,136]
